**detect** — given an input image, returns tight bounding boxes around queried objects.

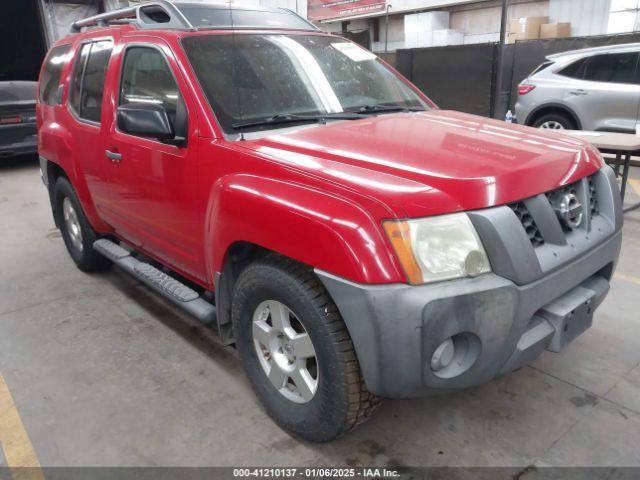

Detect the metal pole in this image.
[493,0,509,119]
[384,4,392,53]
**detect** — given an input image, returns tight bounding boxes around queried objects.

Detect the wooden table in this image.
[564,131,640,213]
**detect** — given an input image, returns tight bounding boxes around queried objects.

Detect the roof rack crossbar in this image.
[70,0,194,33]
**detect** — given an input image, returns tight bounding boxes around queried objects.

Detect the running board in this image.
[93,239,216,325]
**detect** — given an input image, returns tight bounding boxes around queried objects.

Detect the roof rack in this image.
[70,0,194,33]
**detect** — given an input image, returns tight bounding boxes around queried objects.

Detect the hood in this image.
[237,110,604,218]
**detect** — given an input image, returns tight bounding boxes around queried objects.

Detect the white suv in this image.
[515,43,640,132]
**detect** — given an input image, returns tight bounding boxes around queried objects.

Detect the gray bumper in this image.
[317,231,620,398]
[0,124,37,158]
[317,166,622,398]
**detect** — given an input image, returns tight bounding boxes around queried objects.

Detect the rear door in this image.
[101,38,205,282]
[64,38,115,212]
[562,51,640,132]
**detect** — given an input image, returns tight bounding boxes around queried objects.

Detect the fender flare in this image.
[204,173,404,287]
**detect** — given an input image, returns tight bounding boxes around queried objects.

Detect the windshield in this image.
[181,34,431,133]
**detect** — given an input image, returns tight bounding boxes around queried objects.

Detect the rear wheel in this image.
[232,255,380,442]
[53,177,111,272]
[532,112,575,130]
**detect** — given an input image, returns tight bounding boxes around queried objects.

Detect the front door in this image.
[563,51,640,132]
[102,40,205,282]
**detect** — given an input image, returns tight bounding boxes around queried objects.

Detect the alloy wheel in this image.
[252,300,319,404]
[62,197,83,252]
[539,120,565,130]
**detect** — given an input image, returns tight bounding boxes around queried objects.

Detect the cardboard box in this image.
[432,29,464,46]
[507,16,549,43]
[540,22,572,39]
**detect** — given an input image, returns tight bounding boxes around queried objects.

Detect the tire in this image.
[232,255,380,442]
[532,112,575,130]
[53,177,111,272]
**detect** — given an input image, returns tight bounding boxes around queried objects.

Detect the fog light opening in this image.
[431,338,455,372]
[430,333,481,379]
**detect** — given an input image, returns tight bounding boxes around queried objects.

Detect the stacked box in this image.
[507,16,548,43]
[540,23,572,39]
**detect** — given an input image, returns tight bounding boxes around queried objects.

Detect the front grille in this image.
[509,173,600,248]
[509,201,544,247]
[588,175,598,216]
[546,181,579,233]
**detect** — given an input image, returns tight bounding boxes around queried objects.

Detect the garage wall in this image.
[39,1,98,43]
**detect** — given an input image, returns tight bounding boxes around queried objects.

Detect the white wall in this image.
[450,1,549,36]
[549,0,611,37]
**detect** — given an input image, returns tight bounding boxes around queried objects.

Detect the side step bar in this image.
[93,239,216,325]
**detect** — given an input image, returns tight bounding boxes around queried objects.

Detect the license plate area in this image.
[539,285,597,353]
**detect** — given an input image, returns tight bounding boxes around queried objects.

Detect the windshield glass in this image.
[182,34,430,133]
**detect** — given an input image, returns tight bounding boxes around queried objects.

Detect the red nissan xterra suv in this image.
[38,1,623,442]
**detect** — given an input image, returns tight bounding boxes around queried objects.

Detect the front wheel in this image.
[232,255,380,442]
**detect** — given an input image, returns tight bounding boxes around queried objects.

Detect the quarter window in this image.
[40,44,71,106]
[69,40,114,123]
[120,47,181,128]
[558,58,588,79]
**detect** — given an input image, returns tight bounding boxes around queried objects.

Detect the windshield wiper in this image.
[232,112,364,130]
[352,104,427,114]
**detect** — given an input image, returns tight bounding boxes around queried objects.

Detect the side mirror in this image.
[117,102,175,141]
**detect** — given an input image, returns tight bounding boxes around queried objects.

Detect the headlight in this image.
[383,213,491,285]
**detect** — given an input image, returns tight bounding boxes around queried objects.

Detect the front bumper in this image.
[317,166,623,398]
[317,231,620,398]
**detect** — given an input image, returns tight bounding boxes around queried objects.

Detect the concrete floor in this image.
[1,156,640,469]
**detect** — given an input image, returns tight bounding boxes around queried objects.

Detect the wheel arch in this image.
[41,157,70,228]
[205,174,406,342]
[525,103,582,130]
[41,156,111,233]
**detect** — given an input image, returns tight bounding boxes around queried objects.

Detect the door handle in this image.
[569,89,589,96]
[105,150,122,162]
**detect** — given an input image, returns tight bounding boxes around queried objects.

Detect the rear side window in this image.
[70,44,91,114]
[69,40,114,123]
[40,44,71,106]
[583,53,639,84]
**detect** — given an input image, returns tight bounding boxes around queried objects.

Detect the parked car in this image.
[0,81,38,158]
[38,1,622,442]
[515,42,640,132]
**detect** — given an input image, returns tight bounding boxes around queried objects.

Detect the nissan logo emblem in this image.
[555,193,583,230]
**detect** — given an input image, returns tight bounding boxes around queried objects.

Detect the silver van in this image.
[515,43,640,132]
